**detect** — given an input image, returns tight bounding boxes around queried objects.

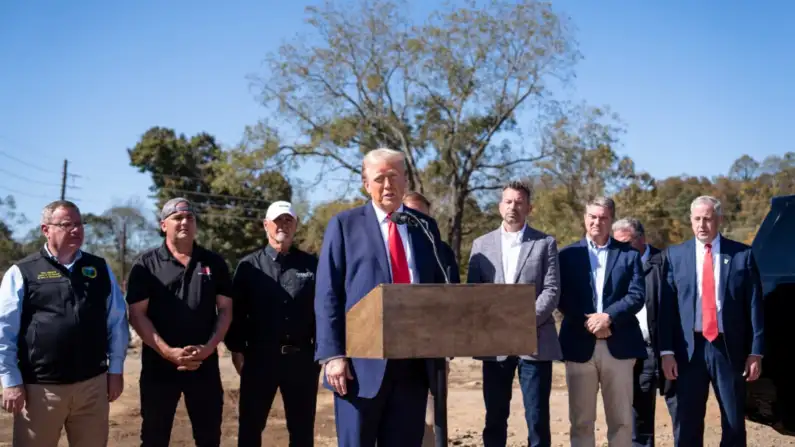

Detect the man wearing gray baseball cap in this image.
[225,200,320,447]
[126,197,234,447]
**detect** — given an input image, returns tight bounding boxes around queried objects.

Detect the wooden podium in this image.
[345,283,538,446]
[346,283,537,358]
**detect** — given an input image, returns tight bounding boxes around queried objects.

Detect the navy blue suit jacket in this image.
[558,238,648,363]
[659,236,764,370]
[314,202,448,399]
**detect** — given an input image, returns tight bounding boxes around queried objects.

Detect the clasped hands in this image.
[166,344,214,371]
[584,312,612,339]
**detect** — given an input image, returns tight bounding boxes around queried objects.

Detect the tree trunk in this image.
[447,186,467,267]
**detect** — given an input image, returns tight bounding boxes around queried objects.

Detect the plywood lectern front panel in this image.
[345,283,537,359]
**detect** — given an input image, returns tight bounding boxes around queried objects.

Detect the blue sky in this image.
[1,0,793,236]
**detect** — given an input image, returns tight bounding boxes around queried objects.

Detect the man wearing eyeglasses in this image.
[0,200,130,447]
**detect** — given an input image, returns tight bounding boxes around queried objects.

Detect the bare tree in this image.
[247,0,581,258]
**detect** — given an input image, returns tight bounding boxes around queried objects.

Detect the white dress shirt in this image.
[586,236,610,313]
[497,223,530,362]
[660,235,723,357]
[636,245,651,343]
[320,203,420,365]
[501,223,526,284]
[371,202,418,284]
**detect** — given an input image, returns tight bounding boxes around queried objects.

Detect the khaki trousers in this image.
[422,392,436,447]
[13,373,109,447]
[565,340,634,447]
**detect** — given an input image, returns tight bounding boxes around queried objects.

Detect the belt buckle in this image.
[280,345,295,354]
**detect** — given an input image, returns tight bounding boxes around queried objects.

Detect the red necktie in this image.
[387,214,411,284]
[702,243,718,342]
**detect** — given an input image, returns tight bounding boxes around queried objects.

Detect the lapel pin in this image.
[723,258,729,264]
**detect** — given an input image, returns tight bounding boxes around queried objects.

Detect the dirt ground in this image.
[1,348,792,446]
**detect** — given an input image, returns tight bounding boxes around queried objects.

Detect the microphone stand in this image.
[391,212,449,447]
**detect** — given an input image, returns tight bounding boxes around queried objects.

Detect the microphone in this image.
[389,211,451,284]
[389,211,416,226]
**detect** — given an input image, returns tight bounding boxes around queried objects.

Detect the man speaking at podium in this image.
[314,147,449,446]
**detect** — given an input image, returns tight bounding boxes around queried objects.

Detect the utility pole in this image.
[60,159,68,200]
[120,219,128,282]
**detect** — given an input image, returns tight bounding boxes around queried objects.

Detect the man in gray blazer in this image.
[467,180,561,447]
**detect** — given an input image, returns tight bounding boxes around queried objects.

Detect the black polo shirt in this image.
[126,242,232,374]
[225,244,317,356]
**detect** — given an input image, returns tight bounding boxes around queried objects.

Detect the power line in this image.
[157,187,273,204]
[67,172,276,205]
[0,149,59,174]
[60,191,268,220]
[77,172,206,184]
[0,167,68,188]
[187,200,268,215]
[192,212,263,222]
[0,184,52,200]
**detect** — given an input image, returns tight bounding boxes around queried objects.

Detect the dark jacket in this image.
[439,241,460,284]
[558,238,648,363]
[643,246,674,395]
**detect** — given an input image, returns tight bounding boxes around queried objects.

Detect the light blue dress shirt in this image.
[586,236,610,313]
[0,246,129,388]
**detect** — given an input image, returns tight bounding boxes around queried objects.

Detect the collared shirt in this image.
[371,201,418,284]
[226,244,318,355]
[0,245,129,388]
[636,244,651,342]
[500,223,526,284]
[586,236,610,313]
[125,242,231,373]
[695,235,723,332]
[497,223,531,362]
[319,202,419,365]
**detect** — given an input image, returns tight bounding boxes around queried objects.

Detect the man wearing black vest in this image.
[126,197,233,447]
[0,200,130,446]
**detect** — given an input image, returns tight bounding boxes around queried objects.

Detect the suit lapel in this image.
[488,230,505,283]
[513,229,537,283]
[363,204,391,282]
[683,238,697,312]
[718,235,732,306]
[406,214,430,282]
[602,238,620,292]
[578,239,598,306]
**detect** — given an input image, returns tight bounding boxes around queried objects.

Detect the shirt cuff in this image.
[660,350,674,356]
[0,370,23,388]
[108,357,124,375]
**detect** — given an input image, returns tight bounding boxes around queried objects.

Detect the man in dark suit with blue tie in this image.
[314,147,449,447]
[659,195,764,447]
[557,196,647,446]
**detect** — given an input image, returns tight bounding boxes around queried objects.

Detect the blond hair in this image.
[361,147,406,179]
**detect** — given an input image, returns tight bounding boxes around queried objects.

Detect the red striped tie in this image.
[387,214,410,283]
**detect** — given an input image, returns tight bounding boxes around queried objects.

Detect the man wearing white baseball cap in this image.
[225,200,320,447]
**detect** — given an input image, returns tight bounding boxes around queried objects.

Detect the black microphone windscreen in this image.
[390,212,411,225]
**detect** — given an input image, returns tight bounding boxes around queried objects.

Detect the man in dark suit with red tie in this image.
[314,148,449,446]
[659,195,765,446]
